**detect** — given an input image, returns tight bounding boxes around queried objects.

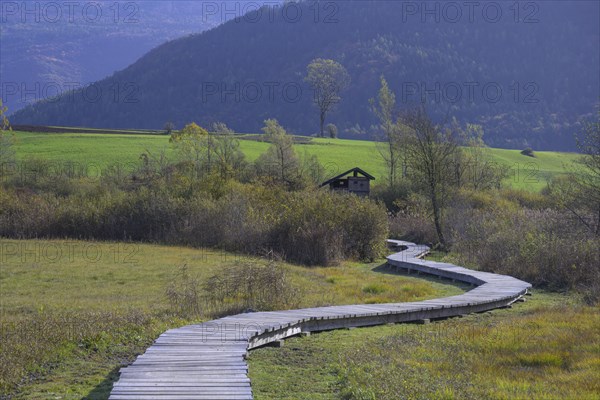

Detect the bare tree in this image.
[0,100,15,166]
[577,112,600,198]
[452,120,508,190]
[256,119,301,188]
[550,112,600,236]
[163,122,175,135]
[371,76,404,187]
[211,122,246,179]
[402,107,459,249]
[305,59,350,137]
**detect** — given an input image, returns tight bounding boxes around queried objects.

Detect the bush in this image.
[521,147,536,157]
[371,181,412,212]
[0,179,389,266]
[203,260,300,316]
[450,207,600,302]
[499,187,552,209]
[387,191,438,245]
[326,123,338,138]
[389,213,438,245]
[450,188,516,212]
[165,265,202,318]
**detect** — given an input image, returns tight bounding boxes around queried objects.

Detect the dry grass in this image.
[0,239,462,398]
[249,292,600,400]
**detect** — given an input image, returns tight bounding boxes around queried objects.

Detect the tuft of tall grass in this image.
[203,260,301,317]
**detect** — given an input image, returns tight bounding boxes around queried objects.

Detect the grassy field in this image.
[0,240,466,314]
[9,131,581,192]
[0,239,465,399]
[2,130,593,399]
[248,292,600,400]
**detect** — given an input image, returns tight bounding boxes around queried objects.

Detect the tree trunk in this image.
[388,141,396,187]
[389,158,396,188]
[430,184,446,249]
[596,203,600,236]
[320,112,326,137]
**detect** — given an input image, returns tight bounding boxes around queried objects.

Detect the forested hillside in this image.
[10,0,600,150]
[1,1,273,112]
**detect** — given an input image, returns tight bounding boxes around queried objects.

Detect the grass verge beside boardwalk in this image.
[0,239,464,399]
[248,292,600,400]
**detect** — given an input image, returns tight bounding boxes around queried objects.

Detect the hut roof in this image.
[320,167,376,187]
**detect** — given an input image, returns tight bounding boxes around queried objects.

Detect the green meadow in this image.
[0,239,464,399]
[10,131,581,191]
[249,292,600,400]
[2,130,594,399]
[0,240,465,314]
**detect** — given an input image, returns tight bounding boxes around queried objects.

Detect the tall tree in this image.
[550,112,600,235]
[402,107,459,249]
[0,100,10,131]
[371,76,404,187]
[0,100,15,166]
[211,122,246,180]
[163,122,175,135]
[305,59,350,137]
[256,119,300,188]
[170,122,210,172]
[452,120,508,190]
[577,112,600,196]
[299,149,325,187]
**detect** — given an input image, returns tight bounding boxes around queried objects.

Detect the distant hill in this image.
[9,1,600,150]
[1,1,276,112]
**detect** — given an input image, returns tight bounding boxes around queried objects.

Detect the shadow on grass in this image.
[372,262,472,292]
[83,366,120,400]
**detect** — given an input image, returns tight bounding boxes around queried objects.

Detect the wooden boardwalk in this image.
[109,240,531,400]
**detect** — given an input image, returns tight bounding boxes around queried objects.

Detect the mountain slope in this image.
[1,1,275,113]
[10,0,600,150]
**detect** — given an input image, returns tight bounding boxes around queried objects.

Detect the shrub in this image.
[389,213,438,245]
[388,192,438,245]
[450,207,600,302]
[0,179,389,267]
[521,147,536,157]
[371,181,412,212]
[326,123,338,138]
[165,265,202,318]
[450,188,516,211]
[499,187,552,209]
[230,187,389,265]
[203,260,301,316]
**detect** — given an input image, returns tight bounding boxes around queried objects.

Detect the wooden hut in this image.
[320,167,375,196]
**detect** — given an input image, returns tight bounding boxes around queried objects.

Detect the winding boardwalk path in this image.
[109,240,531,400]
